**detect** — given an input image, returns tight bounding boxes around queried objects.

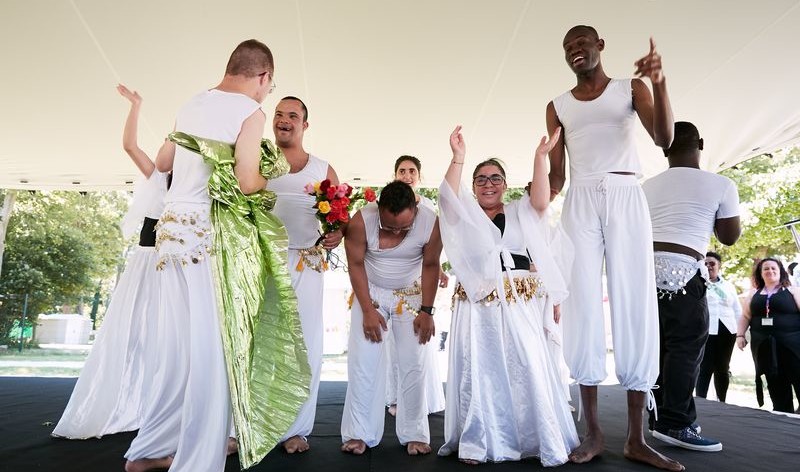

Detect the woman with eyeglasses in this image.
[736,257,800,412]
[436,125,578,466]
[695,251,741,402]
[382,156,446,418]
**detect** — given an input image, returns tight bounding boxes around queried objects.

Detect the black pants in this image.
[695,321,736,402]
[649,272,709,431]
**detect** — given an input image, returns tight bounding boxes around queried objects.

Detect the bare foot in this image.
[459,458,481,465]
[341,439,367,455]
[568,433,605,463]
[406,441,432,455]
[388,404,397,417]
[124,457,173,472]
[227,437,238,456]
[282,435,310,454]
[624,440,684,471]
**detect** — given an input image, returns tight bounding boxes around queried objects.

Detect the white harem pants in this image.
[560,174,659,392]
[341,283,430,447]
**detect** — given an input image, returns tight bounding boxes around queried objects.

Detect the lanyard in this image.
[764,287,781,318]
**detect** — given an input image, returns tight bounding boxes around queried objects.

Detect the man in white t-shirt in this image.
[642,121,740,453]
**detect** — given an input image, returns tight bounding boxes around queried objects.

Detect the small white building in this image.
[35,314,92,345]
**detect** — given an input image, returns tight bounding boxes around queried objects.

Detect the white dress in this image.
[125,90,260,472]
[437,181,578,466]
[52,171,166,439]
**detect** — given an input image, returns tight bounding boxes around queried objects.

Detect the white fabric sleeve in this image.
[437,179,503,302]
[716,179,740,219]
[120,171,167,240]
[514,200,570,305]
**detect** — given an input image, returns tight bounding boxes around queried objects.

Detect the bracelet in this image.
[736,335,745,338]
[451,160,464,165]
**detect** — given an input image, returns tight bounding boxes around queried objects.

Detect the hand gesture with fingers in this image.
[535,126,561,158]
[450,125,466,161]
[116,84,142,107]
[634,38,664,84]
[362,306,388,343]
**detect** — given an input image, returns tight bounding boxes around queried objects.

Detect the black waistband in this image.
[138,217,158,247]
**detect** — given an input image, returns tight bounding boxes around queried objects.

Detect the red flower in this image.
[364,187,377,202]
[319,179,331,193]
[339,212,350,223]
[326,212,338,223]
[326,187,337,200]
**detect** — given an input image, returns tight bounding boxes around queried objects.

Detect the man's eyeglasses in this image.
[378,209,417,234]
[473,174,505,187]
[259,71,276,93]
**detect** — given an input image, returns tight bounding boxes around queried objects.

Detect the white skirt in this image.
[438,281,579,466]
[52,246,160,439]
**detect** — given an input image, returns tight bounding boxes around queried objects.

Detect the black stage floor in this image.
[0,378,797,472]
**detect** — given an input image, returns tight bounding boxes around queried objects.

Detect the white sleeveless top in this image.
[553,78,641,178]
[266,155,329,249]
[361,203,437,289]
[165,90,261,205]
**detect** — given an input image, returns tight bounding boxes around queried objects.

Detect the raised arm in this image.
[633,38,674,149]
[546,102,566,200]
[234,109,268,195]
[117,84,156,178]
[529,127,561,214]
[444,125,466,195]
[344,211,388,343]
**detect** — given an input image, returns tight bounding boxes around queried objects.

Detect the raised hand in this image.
[535,126,561,157]
[634,38,664,84]
[117,84,142,106]
[450,125,466,161]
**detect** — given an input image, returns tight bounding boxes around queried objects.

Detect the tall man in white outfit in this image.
[546,25,680,470]
[267,96,342,454]
[124,40,275,472]
[341,181,442,456]
[643,121,740,452]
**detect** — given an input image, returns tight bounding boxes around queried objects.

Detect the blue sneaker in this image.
[649,422,700,434]
[652,426,722,452]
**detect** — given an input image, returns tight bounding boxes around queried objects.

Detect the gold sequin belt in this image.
[294,245,328,273]
[453,275,544,305]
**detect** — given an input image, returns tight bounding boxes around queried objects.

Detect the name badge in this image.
[762,317,774,327]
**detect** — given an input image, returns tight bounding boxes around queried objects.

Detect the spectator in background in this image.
[696,251,742,402]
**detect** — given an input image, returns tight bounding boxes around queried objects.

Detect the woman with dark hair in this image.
[737,257,800,412]
[696,251,741,402]
[437,126,577,465]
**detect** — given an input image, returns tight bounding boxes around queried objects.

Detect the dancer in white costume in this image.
[384,155,446,417]
[546,25,679,470]
[52,85,167,439]
[267,96,342,454]
[437,126,578,466]
[124,40,276,472]
[341,180,442,456]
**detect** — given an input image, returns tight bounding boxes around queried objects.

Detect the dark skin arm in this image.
[632,38,674,149]
[414,219,443,344]
[714,216,741,246]
[546,101,566,199]
[344,211,387,343]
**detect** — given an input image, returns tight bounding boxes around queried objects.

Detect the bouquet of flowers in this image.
[304,179,377,234]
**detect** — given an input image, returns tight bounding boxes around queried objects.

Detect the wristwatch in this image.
[419,305,435,316]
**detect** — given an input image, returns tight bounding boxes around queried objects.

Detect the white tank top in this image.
[361,203,437,289]
[266,155,329,248]
[165,90,261,205]
[553,78,641,178]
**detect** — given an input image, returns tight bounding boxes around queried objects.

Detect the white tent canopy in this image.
[1,0,799,190]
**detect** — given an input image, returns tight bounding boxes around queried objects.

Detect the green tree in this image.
[0,191,128,344]
[710,148,800,282]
